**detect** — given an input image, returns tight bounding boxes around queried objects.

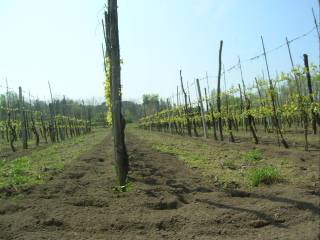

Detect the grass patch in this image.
[243,149,262,164]
[6,157,37,186]
[246,166,281,186]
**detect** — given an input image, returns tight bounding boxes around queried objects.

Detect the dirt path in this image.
[0,131,319,240]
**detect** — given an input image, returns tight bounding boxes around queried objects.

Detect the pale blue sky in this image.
[0,0,318,103]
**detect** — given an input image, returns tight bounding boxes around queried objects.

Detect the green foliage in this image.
[138,64,320,132]
[104,57,112,125]
[122,101,142,123]
[142,94,169,116]
[246,166,281,186]
[243,149,262,164]
[7,157,31,185]
[113,182,133,193]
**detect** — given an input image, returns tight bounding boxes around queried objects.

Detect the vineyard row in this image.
[0,86,92,153]
[139,53,320,151]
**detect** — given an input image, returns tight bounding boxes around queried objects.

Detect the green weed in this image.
[246,166,281,186]
[113,182,133,193]
[243,149,262,164]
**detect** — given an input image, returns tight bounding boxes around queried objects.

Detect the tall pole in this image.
[48,81,54,106]
[180,70,192,136]
[285,37,301,94]
[196,78,208,138]
[108,0,128,186]
[304,54,318,135]
[6,78,9,109]
[48,80,57,142]
[206,72,210,102]
[312,8,320,70]
[261,36,288,148]
[217,40,224,141]
[238,57,258,144]
[19,87,28,149]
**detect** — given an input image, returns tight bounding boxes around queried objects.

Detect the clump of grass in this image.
[243,149,262,164]
[4,157,29,185]
[1,157,39,187]
[246,166,281,186]
[113,182,133,193]
[222,159,237,170]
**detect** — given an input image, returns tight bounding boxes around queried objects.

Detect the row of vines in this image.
[139,43,320,150]
[0,85,93,153]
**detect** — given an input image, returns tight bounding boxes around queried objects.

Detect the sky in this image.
[0,0,318,104]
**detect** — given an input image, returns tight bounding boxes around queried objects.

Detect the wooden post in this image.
[176,85,182,134]
[180,70,192,136]
[204,88,209,115]
[187,82,198,137]
[217,40,224,141]
[48,81,57,143]
[107,0,128,186]
[19,87,28,149]
[5,80,16,152]
[196,78,208,138]
[312,8,320,70]
[29,92,40,146]
[261,36,288,148]
[223,65,235,142]
[238,83,245,131]
[286,37,309,149]
[5,79,9,143]
[286,37,301,93]
[304,54,318,135]
[238,57,258,144]
[206,72,210,107]
[166,98,172,133]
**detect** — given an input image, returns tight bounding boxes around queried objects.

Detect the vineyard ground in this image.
[0,127,319,239]
[0,129,107,193]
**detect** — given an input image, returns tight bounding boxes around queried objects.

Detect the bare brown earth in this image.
[0,129,319,240]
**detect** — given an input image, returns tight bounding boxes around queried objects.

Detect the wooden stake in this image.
[238,57,258,144]
[196,78,208,138]
[312,8,320,70]
[223,65,235,142]
[261,36,288,148]
[19,87,28,149]
[108,0,128,186]
[285,37,301,94]
[304,54,318,135]
[217,40,224,141]
[180,70,192,136]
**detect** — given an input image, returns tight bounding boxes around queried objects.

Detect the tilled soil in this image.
[0,132,319,240]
